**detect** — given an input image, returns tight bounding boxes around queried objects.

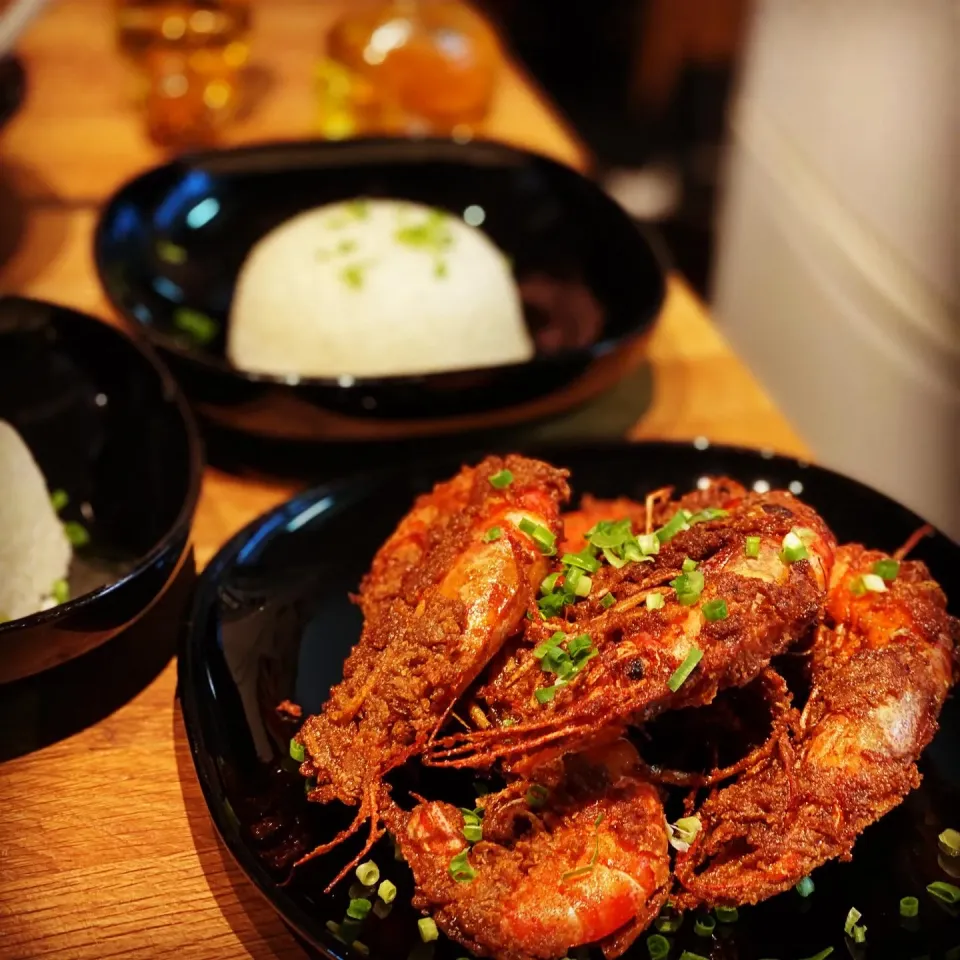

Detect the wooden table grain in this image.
[0,3,809,958]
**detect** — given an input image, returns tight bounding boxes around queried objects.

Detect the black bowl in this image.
[179,441,960,960]
[0,55,25,131]
[0,296,203,682]
[94,138,666,441]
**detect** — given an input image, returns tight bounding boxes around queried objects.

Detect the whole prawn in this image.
[675,542,959,906]
[385,739,670,960]
[427,485,836,770]
[293,455,569,878]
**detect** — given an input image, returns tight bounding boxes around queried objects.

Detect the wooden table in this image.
[0,3,808,958]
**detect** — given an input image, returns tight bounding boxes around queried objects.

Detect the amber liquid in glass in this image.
[317,0,503,139]
[114,0,252,147]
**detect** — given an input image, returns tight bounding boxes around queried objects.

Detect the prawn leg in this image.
[675,543,958,907]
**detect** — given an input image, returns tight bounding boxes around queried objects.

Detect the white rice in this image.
[0,420,72,621]
[227,198,534,379]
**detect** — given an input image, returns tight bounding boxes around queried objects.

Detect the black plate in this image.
[178,441,960,960]
[0,56,25,131]
[0,296,203,682]
[94,138,666,441]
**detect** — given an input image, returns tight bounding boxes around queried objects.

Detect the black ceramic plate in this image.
[0,296,203,682]
[179,441,960,960]
[94,138,665,441]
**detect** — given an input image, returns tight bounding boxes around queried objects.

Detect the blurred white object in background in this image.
[713,0,959,539]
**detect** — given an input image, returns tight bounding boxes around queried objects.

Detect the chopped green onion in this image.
[646,592,665,611]
[701,598,728,622]
[378,879,397,903]
[373,899,392,919]
[668,815,701,852]
[289,738,305,763]
[927,881,960,904]
[304,777,315,795]
[668,647,703,691]
[356,861,379,886]
[844,906,867,942]
[689,507,729,524]
[418,917,439,943]
[860,573,888,593]
[657,511,689,543]
[538,591,570,618]
[173,307,219,344]
[780,529,810,563]
[744,536,761,558]
[540,572,561,596]
[693,915,715,937]
[63,521,90,548]
[714,905,738,923]
[602,546,628,569]
[526,784,548,808]
[535,685,557,704]
[939,828,960,857]
[574,575,593,598]
[587,518,633,548]
[562,548,602,573]
[448,850,476,883]
[679,953,709,960]
[51,579,69,605]
[460,807,483,844]
[518,517,557,555]
[565,565,584,594]
[900,896,919,917]
[873,558,900,581]
[646,934,670,959]
[601,592,616,609]
[489,469,513,489]
[568,633,595,659]
[670,569,705,606]
[654,910,683,934]
[50,489,69,512]
[637,533,660,556]
[347,898,372,920]
[801,951,833,960]
[795,876,815,898]
[483,526,502,542]
[682,557,698,572]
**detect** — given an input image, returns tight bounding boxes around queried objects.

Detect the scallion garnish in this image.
[51,579,69,605]
[602,546,628,569]
[873,558,900,581]
[900,896,919,917]
[562,548,602,573]
[565,565,584,595]
[459,807,483,844]
[780,529,810,563]
[418,917,439,943]
[682,557,698,572]
[744,535,761,559]
[518,517,557,555]
[356,861,379,886]
[601,592,616,609]
[668,815,701,852]
[378,879,397,904]
[795,876,815,898]
[646,592,665,610]
[637,533,660,556]
[646,934,670,959]
[538,591,568,619]
[657,511,689,543]
[801,950,834,960]
[927,881,960,904]
[173,307,219,344]
[844,906,866,942]
[63,521,90,548]
[535,685,557,704]
[693,915,715,937]
[526,784,548,809]
[851,572,887,595]
[347,898,372,920]
[50,489,69,513]
[654,907,683,934]
[689,507,729,524]
[678,952,709,960]
[587,518,632,548]
[289,738,305,763]
[670,569,705,606]
[373,899,392,919]
[702,598,728,622]
[489,469,513,489]
[448,849,475,883]
[714,905,738,923]
[483,526,502,542]
[939,827,960,857]
[668,646,703,691]
[540,572,561,596]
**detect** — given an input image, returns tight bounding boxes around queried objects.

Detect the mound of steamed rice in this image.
[0,420,72,622]
[227,198,534,379]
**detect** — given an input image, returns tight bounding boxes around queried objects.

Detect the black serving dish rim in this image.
[0,297,205,635]
[93,136,667,392]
